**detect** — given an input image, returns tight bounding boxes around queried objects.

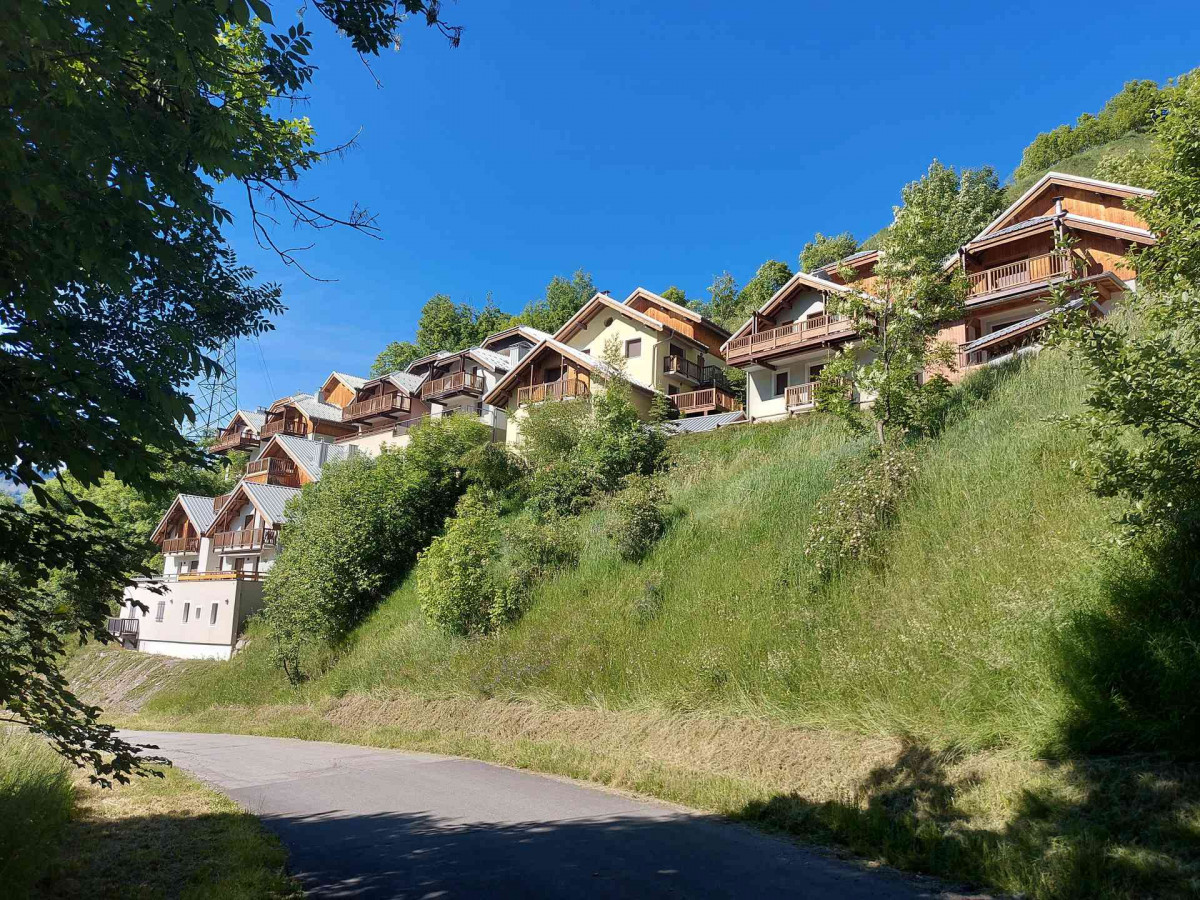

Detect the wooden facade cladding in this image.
[155,504,197,551]
[260,403,355,440]
[322,381,357,409]
[211,527,278,553]
[344,391,411,422]
[421,371,486,400]
[503,346,593,407]
[995,183,1147,232]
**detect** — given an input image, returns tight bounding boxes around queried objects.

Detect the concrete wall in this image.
[121,577,264,659]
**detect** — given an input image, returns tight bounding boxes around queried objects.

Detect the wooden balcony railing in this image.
[725,313,859,362]
[343,393,410,421]
[212,527,278,553]
[259,418,308,439]
[421,372,486,400]
[210,430,258,453]
[161,536,200,554]
[212,492,233,513]
[785,382,817,408]
[516,378,590,406]
[967,251,1071,298]
[671,387,742,415]
[245,457,297,479]
[106,617,139,636]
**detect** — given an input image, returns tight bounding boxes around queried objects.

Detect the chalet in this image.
[408,344,515,442]
[114,434,338,660]
[722,273,867,422]
[944,172,1153,370]
[209,409,267,456]
[485,289,736,445]
[260,391,357,442]
[335,371,430,455]
[317,371,367,409]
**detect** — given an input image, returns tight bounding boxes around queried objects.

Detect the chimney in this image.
[1053,196,1065,216]
[600,289,611,296]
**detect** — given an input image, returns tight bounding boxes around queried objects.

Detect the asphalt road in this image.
[120,730,976,899]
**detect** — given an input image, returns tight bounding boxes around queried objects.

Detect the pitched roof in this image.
[273,391,345,423]
[228,409,266,432]
[269,433,352,481]
[480,324,554,349]
[661,410,747,435]
[152,492,219,541]
[813,248,878,276]
[241,481,302,526]
[382,371,426,394]
[961,296,1091,354]
[483,336,659,407]
[622,287,732,340]
[328,371,368,391]
[554,293,670,342]
[467,346,513,372]
[722,272,857,349]
[972,171,1154,243]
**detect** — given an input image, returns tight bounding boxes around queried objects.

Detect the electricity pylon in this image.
[188,339,238,440]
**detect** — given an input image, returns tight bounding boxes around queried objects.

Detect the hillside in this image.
[97,348,1200,898]
[140,351,1112,751]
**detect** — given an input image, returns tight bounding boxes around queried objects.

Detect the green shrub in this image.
[527,460,598,518]
[805,443,918,579]
[263,416,491,679]
[491,512,581,627]
[606,475,669,562]
[462,441,529,503]
[418,493,500,637]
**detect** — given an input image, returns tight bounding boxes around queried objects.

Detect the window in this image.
[668,385,679,396]
[806,310,824,321]
[624,338,641,359]
[243,513,255,529]
[189,560,199,572]
[210,603,219,625]
[182,602,190,622]
[774,372,789,397]
[669,343,683,358]
[155,601,165,622]
[809,364,825,382]
[195,605,203,620]
[604,317,614,328]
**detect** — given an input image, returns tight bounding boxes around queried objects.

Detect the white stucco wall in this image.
[121,577,264,658]
[744,346,870,422]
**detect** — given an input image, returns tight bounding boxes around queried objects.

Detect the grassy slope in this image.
[0,731,297,900]
[146,350,1113,755]
[101,349,1200,898]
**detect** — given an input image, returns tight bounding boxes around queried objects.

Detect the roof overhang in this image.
[975,172,1154,241]
[622,287,733,340]
[483,338,658,407]
[150,495,190,544]
[722,272,854,350]
[554,293,667,343]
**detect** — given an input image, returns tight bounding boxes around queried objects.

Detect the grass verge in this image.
[0,730,298,900]
[113,695,1200,900]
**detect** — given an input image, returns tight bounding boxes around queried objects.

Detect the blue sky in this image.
[217,0,1199,411]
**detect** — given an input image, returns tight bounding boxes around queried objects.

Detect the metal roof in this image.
[241,481,302,526]
[965,215,1054,246]
[468,346,514,372]
[329,371,368,390]
[662,411,747,435]
[233,409,266,431]
[283,391,346,423]
[271,434,351,481]
[961,297,1086,353]
[383,371,426,394]
[177,493,219,534]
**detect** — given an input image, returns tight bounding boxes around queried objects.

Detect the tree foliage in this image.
[1049,70,1200,547]
[1,0,462,774]
[821,161,983,442]
[515,269,597,334]
[800,231,859,273]
[263,417,491,680]
[1014,79,1164,181]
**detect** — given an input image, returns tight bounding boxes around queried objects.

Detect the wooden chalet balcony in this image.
[421,372,486,401]
[785,382,817,408]
[516,378,590,406]
[671,387,742,416]
[967,251,1071,299]
[343,393,410,422]
[212,527,278,553]
[259,418,308,439]
[725,314,858,364]
[161,536,200,555]
[210,430,259,453]
[245,457,300,486]
[106,617,139,637]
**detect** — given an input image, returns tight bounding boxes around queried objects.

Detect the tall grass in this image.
[145,349,1122,755]
[0,732,74,898]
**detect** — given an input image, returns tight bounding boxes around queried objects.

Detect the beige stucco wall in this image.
[566,313,661,387]
[121,578,263,656]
